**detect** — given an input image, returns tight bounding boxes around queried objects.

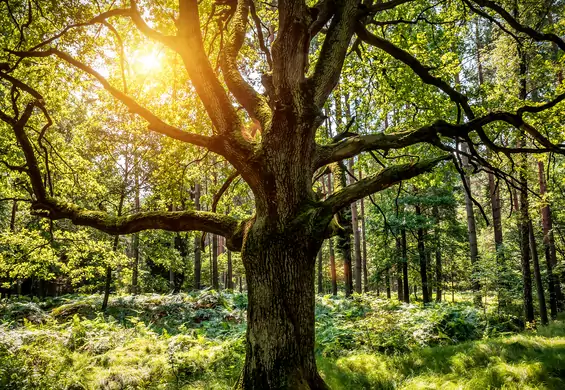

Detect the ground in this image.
[0,291,563,389]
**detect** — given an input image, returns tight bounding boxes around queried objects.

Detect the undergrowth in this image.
[0,291,562,389]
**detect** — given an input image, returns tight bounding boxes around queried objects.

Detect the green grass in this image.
[0,293,563,389]
[320,319,565,389]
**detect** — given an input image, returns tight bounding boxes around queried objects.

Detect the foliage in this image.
[0,291,563,389]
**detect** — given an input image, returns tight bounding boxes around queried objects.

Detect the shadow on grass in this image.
[319,320,565,389]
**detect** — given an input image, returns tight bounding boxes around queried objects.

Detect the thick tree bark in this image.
[529,219,549,325]
[240,227,327,389]
[416,205,430,303]
[538,161,562,316]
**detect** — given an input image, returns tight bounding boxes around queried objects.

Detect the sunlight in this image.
[137,53,161,72]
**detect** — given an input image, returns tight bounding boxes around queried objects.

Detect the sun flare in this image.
[137,53,161,72]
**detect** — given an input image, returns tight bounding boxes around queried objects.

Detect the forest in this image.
[1,0,565,389]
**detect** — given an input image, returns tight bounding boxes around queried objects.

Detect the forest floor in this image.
[0,291,563,389]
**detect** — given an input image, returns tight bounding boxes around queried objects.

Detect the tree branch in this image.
[355,23,474,118]
[31,198,245,250]
[322,155,452,215]
[220,0,272,128]
[310,1,358,107]
[6,49,219,152]
[177,0,245,140]
[471,0,565,52]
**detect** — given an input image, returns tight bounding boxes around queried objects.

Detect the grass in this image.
[0,292,563,389]
[320,320,565,389]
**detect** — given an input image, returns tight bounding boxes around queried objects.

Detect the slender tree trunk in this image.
[401,226,410,303]
[332,161,353,296]
[102,235,119,311]
[519,168,535,323]
[317,248,323,294]
[416,205,430,303]
[9,200,17,232]
[212,234,219,289]
[433,205,442,302]
[102,159,128,311]
[538,161,562,316]
[386,267,391,299]
[349,160,362,294]
[517,47,535,323]
[461,143,481,306]
[328,238,337,295]
[360,196,369,292]
[194,183,202,290]
[529,219,549,325]
[396,238,404,301]
[227,250,234,289]
[131,169,140,295]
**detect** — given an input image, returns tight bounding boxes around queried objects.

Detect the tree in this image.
[3,0,565,387]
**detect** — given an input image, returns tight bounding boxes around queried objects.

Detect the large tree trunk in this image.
[240,227,327,389]
[538,161,562,317]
